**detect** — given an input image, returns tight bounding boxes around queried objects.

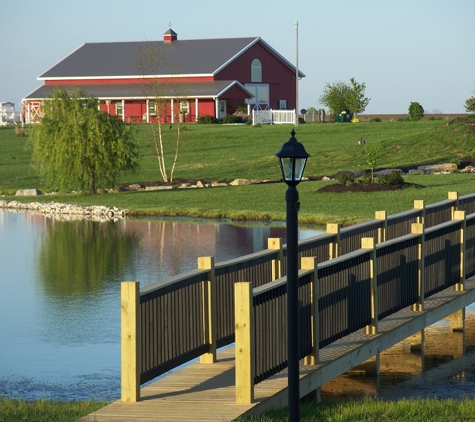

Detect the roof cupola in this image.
[163,29,177,43]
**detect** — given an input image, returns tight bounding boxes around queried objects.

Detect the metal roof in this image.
[39,38,259,79]
[24,80,253,100]
[38,36,305,80]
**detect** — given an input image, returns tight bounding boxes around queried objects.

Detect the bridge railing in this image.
[121,191,475,402]
[234,210,472,402]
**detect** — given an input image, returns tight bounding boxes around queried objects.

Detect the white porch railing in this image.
[252,109,296,125]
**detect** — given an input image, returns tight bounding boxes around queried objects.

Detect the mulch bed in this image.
[316,182,424,193]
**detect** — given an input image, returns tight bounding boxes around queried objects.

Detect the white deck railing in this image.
[252,109,296,125]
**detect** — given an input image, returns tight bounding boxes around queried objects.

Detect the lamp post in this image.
[275,129,310,422]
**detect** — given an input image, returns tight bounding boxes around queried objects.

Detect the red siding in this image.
[198,100,215,117]
[215,41,297,110]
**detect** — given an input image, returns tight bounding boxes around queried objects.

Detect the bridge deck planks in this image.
[82,278,475,422]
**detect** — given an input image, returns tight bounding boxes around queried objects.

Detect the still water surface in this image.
[3,209,475,403]
[0,209,321,401]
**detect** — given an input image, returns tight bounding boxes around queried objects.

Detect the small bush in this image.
[222,114,243,124]
[378,170,404,185]
[246,119,253,125]
[14,127,25,137]
[197,115,218,124]
[338,173,355,186]
[370,117,381,122]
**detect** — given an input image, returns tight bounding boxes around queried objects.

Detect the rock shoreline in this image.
[0,200,127,220]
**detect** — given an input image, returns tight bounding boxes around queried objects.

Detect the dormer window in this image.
[251,59,262,82]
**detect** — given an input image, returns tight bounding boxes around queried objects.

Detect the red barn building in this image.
[22,29,304,124]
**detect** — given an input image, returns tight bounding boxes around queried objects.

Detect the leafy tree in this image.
[408,102,425,121]
[465,96,475,113]
[31,87,139,195]
[319,78,370,120]
[346,78,370,119]
[306,106,318,115]
[366,146,380,183]
[319,81,351,119]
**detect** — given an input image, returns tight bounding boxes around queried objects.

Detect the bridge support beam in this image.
[121,281,141,402]
[199,256,217,364]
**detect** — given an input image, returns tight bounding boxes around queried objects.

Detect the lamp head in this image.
[275,130,310,186]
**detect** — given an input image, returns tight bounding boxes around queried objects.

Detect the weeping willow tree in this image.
[31,87,140,194]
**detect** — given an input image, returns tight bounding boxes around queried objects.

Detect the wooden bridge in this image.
[83,191,475,421]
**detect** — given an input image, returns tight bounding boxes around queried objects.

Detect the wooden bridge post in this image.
[414,200,425,226]
[199,256,217,364]
[327,223,340,259]
[362,238,378,335]
[375,211,387,243]
[268,238,283,280]
[411,223,425,311]
[453,210,466,292]
[121,281,141,402]
[301,257,319,366]
[449,191,459,219]
[234,282,255,404]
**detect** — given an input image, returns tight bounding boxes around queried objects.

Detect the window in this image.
[115,102,123,115]
[279,100,288,110]
[148,101,156,115]
[180,101,189,114]
[251,59,262,82]
[244,83,269,106]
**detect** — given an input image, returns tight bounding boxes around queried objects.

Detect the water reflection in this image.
[37,218,140,296]
[0,210,320,401]
[320,307,475,401]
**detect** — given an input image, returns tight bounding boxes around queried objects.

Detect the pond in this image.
[2,208,475,403]
[0,209,321,401]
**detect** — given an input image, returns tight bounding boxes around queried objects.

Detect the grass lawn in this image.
[1,118,475,226]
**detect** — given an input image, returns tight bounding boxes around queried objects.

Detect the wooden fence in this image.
[121,191,475,402]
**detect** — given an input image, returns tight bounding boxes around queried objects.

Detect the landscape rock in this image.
[374,168,405,176]
[0,200,127,220]
[15,189,42,196]
[230,178,251,186]
[417,163,457,173]
[460,166,475,173]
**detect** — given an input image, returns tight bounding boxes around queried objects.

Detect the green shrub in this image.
[370,117,381,122]
[197,115,218,124]
[222,114,243,124]
[408,102,425,121]
[246,119,253,125]
[14,127,25,137]
[378,170,404,185]
[337,173,355,186]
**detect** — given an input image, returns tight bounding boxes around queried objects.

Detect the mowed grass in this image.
[0,398,106,422]
[2,118,475,225]
[237,397,475,422]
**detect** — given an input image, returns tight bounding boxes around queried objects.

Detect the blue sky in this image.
[3,0,474,114]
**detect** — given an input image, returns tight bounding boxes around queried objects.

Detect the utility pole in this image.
[295,21,299,127]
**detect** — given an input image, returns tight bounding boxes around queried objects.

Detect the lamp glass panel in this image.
[280,157,294,181]
[294,158,307,181]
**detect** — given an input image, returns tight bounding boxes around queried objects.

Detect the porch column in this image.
[195,98,199,121]
[146,99,150,123]
[215,98,219,119]
[122,99,125,122]
[171,99,174,124]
